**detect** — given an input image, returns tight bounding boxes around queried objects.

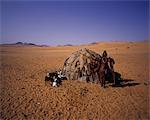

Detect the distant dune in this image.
[0,41,149,120]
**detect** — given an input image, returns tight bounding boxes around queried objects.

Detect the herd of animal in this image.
[45,70,67,87]
[45,50,116,88]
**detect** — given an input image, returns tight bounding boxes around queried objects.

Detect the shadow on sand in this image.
[109,72,140,88]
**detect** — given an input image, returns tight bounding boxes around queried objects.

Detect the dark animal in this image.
[52,76,62,87]
[45,72,58,85]
[45,72,57,81]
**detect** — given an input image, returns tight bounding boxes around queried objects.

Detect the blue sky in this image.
[1,1,149,45]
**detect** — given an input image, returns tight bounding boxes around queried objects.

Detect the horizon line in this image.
[0,39,149,46]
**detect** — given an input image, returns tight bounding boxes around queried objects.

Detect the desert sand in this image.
[0,41,149,120]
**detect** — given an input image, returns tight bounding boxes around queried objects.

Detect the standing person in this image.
[102,50,107,57]
[98,50,109,88]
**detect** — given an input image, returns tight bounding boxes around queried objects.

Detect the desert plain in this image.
[0,41,149,120]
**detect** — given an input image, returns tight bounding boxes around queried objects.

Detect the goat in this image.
[45,70,67,87]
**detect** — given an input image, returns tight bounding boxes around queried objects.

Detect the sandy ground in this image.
[0,41,149,120]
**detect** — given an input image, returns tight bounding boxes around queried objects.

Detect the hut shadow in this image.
[109,72,140,88]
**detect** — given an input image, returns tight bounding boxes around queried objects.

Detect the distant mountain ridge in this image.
[15,42,37,46]
[1,42,48,47]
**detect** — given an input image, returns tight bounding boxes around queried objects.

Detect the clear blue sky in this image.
[1,1,149,45]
